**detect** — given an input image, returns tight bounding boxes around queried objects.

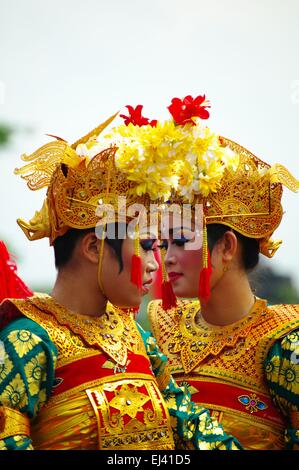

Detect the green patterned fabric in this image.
[0,318,57,450]
[0,316,242,450]
[137,323,243,450]
[265,329,299,449]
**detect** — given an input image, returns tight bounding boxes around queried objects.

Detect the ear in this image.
[221,231,238,262]
[79,232,100,264]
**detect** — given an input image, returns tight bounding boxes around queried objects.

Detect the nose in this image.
[146,251,159,273]
[164,245,176,267]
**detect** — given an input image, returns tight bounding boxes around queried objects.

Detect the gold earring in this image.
[223,265,229,273]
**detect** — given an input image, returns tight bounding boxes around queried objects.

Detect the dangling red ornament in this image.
[131,253,142,292]
[0,241,33,301]
[160,249,177,310]
[198,249,212,302]
[161,280,177,310]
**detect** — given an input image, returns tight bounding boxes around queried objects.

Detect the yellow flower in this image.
[8,330,40,358]
[176,121,238,201]
[13,436,26,447]
[197,441,225,450]
[24,352,46,396]
[220,145,239,171]
[197,412,224,436]
[98,116,238,202]
[279,361,299,393]
[281,331,299,352]
[0,441,7,450]
[34,388,47,415]
[106,120,193,201]
[0,355,13,381]
[265,354,281,383]
[0,373,28,409]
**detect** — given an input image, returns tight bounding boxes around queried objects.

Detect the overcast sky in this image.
[0,0,299,290]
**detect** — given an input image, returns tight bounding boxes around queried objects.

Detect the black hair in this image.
[53,226,124,271]
[207,224,259,271]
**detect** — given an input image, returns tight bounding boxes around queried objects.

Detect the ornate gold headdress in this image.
[173,136,299,258]
[15,114,159,245]
[15,95,299,305]
[171,128,299,303]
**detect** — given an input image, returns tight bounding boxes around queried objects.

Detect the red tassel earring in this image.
[161,248,177,311]
[198,219,212,302]
[130,224,142,291]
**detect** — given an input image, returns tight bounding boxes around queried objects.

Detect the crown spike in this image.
[71,112,119,149]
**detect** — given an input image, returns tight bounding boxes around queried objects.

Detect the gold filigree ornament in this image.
[86,379,174,450]
[168,298,269,374]
[28,295,144,367]
[15,104,299,260]
[172,137,299,258]
[14,113,162,245]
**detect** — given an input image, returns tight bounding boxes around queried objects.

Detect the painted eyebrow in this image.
[163,227,195,238]
[139,232,158,239]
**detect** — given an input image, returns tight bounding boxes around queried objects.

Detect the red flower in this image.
[168,95,210,125]
[120,105,157,127]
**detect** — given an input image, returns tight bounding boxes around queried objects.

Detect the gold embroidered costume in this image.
[0,295,242,450]
[146,96,299,450]
[149,298,299,449]
[0,101,243,450]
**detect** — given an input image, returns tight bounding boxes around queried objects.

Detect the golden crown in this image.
[15,95,299,256]
[172,136,299,257]
[15,114,161,245]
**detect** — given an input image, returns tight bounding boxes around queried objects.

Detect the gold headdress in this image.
[15,114,159,245]
[172,133,299,303]
[15,96,299,304]
[174,136,299,258]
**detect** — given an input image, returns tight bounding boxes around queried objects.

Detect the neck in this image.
[51,267,107,317]
[200,269,255,326]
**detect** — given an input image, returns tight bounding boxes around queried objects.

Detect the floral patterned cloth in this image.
[0,317,241,450]
[265,329,299,449]
[0,318,57,450]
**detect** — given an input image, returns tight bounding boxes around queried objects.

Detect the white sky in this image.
[0,0,299,290]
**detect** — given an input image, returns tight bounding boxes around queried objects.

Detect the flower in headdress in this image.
[102,95,238,202]
[168,95,210,125]
[106,119,188,200]
[120,105,157,127]
[176,119,239,201]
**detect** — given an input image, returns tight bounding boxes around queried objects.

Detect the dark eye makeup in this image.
[158,236,191,250]
[140,239,159,252]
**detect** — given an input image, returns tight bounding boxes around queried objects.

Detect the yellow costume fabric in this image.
[149,298,299,450]
[0,295,241,450]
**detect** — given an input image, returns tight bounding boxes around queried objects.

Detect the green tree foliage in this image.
[250,265,299,304]
[0,124,12,146]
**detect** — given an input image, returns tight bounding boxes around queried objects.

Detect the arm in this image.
[265,329,299,450]
[0,318,57,450]
[136,323,243,450]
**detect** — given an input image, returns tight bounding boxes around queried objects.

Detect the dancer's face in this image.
[161,215,240,300]
[161,219,203,299]
[101,231,159,308]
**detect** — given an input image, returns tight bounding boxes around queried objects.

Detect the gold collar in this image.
[168,298,268,373]
[29,295,142,366]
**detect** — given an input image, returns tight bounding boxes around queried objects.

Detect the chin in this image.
[116,296,141,309]
[173,285,197,299]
